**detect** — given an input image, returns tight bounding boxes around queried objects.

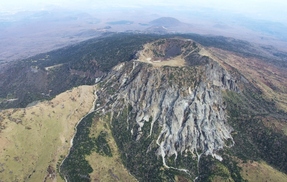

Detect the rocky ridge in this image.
[95,38,239,172]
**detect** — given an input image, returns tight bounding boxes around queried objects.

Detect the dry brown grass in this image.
[238,160,287,182]
[260,116,287,136]
[0,85,95,182]
[211,176,234,182]
[86,115,137,182]
[199,47,287,112]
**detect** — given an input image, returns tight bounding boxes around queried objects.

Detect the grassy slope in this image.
[239,160,287,182]
[220,89,287,181]
[0,85,95,182]
[86,114,137,182]
[196,40,287,181]
[0,33,162,109]
[199,47,287,112]
[59,109,136,182]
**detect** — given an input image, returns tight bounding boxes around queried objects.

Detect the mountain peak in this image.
[135,38,198,67]
[149,17,182,27]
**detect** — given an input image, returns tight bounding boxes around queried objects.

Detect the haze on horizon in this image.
[1,0,287,62]
[1,0,287,24]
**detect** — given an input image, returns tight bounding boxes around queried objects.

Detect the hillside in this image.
[0,33,161,109]
[146,17,192,34]
[0,86,95,181]
[0,33,287,181]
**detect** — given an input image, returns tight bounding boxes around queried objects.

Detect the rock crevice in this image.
[97,58,238,165]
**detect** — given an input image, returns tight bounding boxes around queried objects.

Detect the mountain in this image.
[146,17,193,34]
[0,33,160,109]
[0,33,287,182]
[149,17,183,27]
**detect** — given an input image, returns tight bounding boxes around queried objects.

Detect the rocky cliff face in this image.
[96,39,239,172]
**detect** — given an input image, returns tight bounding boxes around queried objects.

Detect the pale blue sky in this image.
[0,0,286,23]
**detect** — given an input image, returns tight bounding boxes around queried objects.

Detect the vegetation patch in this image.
[60,112,96,182]
[86,113,137,182]
[95,131,112,157]
[222,88,287,176]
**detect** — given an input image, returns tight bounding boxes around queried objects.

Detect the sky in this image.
[0,0,286,23]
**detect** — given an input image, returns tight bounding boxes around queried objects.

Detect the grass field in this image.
[0,85,95,182]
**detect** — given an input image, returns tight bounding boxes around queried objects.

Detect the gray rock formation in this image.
[96,39,239,170]
[205,61,239,92]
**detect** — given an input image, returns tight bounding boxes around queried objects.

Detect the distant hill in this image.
[149,17,182,27]
[146,17,193,33]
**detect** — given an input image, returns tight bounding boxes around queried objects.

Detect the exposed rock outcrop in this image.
[205,60,239,92]
[96,48,238,168]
